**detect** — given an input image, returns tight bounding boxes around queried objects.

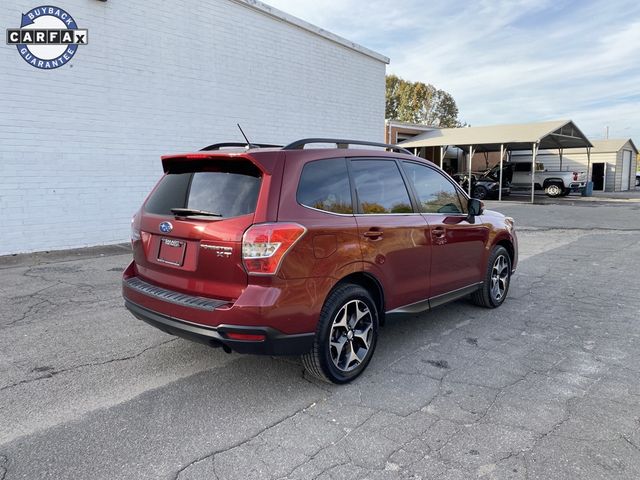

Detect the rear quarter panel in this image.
[276,151,362,281]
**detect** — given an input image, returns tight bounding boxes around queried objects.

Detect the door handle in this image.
[363,229,384,239]
[431,227,446,238]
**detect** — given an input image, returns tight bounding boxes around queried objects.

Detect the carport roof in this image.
[398,119,593,153]
[589,138,638,154]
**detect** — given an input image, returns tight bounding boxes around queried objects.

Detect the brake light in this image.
[242,223,306,275]
[573,172,578,181]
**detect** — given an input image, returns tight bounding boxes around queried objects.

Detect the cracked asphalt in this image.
[1,199,639,479]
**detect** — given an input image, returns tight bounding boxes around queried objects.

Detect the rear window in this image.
[144,160,261,218]
[513,163,529,172]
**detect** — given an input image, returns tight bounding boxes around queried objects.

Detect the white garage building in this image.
[0,0,388,255]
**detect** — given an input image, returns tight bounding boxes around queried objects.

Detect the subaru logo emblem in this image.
[159,221,173,233]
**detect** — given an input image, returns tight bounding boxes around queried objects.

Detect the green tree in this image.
[385,74,463,127]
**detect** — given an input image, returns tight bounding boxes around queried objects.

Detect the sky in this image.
[266,0,640,142]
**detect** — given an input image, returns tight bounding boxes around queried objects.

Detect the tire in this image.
[473,185,488,200]
[471,246,512,308]
[545,183,563,197]
[302,284,379,384]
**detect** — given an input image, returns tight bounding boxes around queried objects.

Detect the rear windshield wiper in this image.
[171,208,223,217]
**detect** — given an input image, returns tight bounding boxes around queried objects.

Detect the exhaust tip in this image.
[208,338,232,353]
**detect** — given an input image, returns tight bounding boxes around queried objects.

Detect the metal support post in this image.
[468,145,474,197]
[559,148,564,170]
[498,144,504,201]
[531,142,538,203]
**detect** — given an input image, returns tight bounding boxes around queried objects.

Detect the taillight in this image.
[573,172,578,181]
[242,223,306,275]
[131,216,141,244]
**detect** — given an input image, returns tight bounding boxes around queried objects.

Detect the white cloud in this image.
[265,0,640,141]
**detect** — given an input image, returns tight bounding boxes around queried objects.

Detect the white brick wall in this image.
[0,0,387,255]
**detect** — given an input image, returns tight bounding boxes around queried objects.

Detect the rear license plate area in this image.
[158,238,186,266]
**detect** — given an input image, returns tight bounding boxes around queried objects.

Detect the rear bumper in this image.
[125,299,315,355]
[121,259,328,334]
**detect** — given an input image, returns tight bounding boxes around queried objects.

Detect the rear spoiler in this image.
[160,152,274,174]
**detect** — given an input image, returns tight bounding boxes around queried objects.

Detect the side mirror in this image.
[468,198,484,216]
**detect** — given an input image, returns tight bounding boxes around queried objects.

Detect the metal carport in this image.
[398,120,593,203]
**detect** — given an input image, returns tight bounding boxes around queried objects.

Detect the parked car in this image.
[509,160,586,197]
[453,164,513,200]
[123,139,518,383]
[636,171,639,187]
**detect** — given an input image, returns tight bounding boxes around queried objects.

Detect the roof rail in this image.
[200,142,282,151]
[282,138,413,155]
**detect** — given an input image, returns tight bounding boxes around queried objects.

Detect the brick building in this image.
[0,0,388,255]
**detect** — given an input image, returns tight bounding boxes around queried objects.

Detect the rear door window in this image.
[350,160,413,214]
[402,162,466,214]
[144,160,261,218]
[297,158,353,214]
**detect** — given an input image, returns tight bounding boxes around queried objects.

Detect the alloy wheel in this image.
[329,300,373,372]
[490,255,509,302]
[473,186,487,200]
[546,184,562,196]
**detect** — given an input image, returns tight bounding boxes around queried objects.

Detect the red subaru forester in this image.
[123,139,517,383]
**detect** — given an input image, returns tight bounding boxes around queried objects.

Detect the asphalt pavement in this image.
[1,198,639,479]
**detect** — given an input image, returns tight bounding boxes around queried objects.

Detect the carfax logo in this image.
[6,5,88,69]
